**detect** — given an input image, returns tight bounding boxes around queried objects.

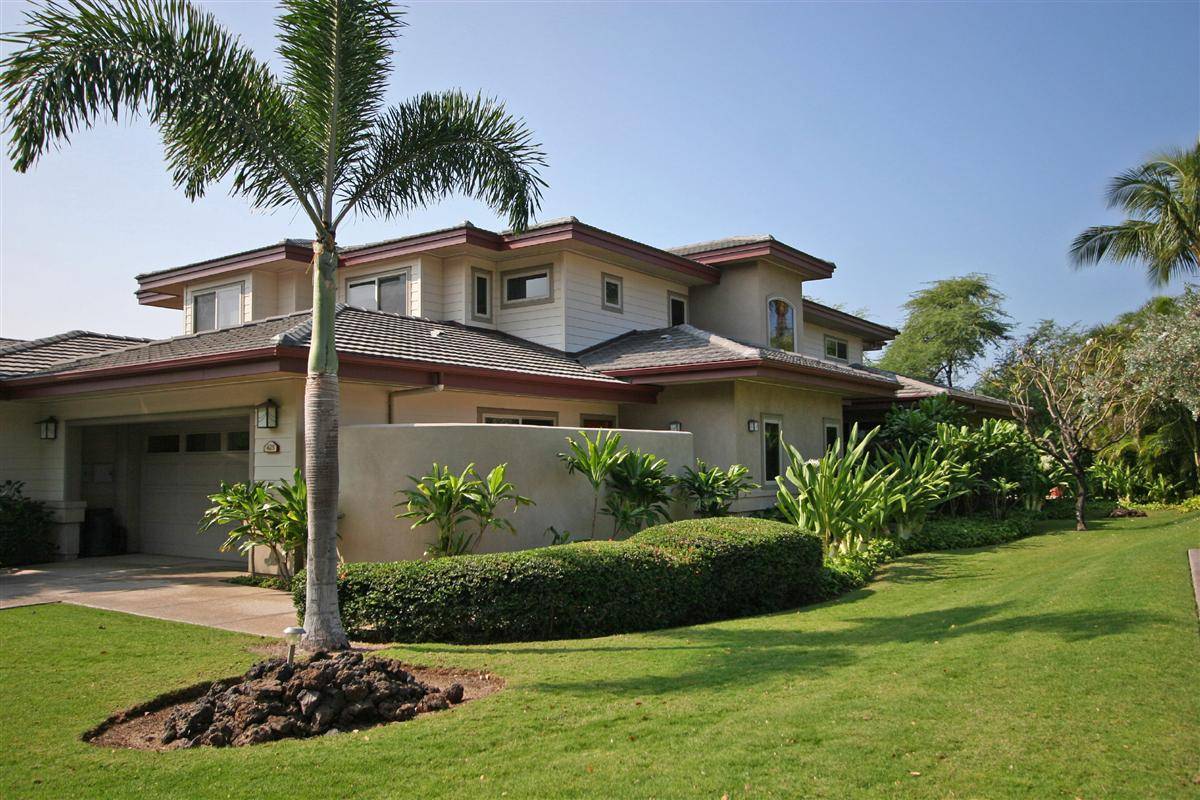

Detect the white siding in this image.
[495,255,565,350]
[800,322,865,365]
[563,252,690,352]
[416,255,444,320]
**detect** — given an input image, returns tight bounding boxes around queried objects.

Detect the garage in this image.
[80,416,252,562]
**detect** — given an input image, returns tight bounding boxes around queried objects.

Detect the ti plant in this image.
[200,468,308,581]
[675,460,760,517]
[395,463,532,557]
[775,425,891,552]
[874,441,959,538]
[603,451,676,537]
[558,430,627,537]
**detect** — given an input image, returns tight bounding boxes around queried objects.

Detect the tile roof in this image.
[667,235,775,257]
[0,331,149,377]
[22,307,627,386]
[0,337,26,348]
[863,367,1012,409]
[577,324,898,387]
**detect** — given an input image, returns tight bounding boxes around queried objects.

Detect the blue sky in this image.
[1,1,1197,358]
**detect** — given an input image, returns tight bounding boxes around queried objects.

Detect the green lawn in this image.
[2,513,1198,799]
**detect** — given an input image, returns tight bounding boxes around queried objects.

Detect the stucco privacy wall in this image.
[337,424,693,563]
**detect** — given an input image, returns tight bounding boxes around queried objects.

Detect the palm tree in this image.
[1,0,546,650]
[1071,141,1200,286]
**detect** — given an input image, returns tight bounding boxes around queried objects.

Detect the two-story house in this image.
[0,217,1001,564]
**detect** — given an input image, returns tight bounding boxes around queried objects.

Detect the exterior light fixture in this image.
[255,399,279,429]
[747,419,759,433]
[667,421,683,432]
[37,416,58,440]
[283,626,305,664]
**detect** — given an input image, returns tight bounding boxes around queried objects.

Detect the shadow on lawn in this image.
[508,602,1168,697]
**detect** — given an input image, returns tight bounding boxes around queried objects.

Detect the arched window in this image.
[767,298,796,351]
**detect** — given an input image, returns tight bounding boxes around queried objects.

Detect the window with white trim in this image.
[193,283,243,332]
[763,415,784,482]
[346,270,408,314]
[669,292,688,326]
[824,335,849,362]
[471,268,493,322]
[602,273,623,313]
[502,266,552,306]
[767,298,796,351]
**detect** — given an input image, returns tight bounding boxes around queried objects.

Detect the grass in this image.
[2,512,1198,799]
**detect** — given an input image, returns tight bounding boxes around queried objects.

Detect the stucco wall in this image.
[734,379,843,481]
[688,261,808,350]
[618,382,735,466]
[337,423,693,562]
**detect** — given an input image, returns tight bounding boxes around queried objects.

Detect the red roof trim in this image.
[137,242,311,293]
[685,241,835,280]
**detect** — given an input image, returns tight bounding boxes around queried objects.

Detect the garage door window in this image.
[226,431,250,451]
[185,432,222,452]
[147,434,180,453]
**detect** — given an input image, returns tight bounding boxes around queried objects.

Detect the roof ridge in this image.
[678,325,761,359]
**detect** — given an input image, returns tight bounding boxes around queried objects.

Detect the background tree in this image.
[2,0,546,649]
[1123,286,1200,489]
[877,274,1012,388]
[1070,141,1200,286]
[1002,326,1149,530]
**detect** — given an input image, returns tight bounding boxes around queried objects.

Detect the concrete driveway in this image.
[0,554,297,637]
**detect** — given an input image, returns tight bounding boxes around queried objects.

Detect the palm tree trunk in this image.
[301,238,350,650]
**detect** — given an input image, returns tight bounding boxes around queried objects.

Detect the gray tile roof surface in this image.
[577,324,898,386]
[862,366,1010,407]
[0,331,149,377]
[22,307,626,385]
[667,235,775,257]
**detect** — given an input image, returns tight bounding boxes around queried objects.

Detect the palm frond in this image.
[277,0,405,217]
[338,90,547,231]
[2,0,321,223]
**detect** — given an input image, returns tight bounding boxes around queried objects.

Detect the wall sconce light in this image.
[667,421,683,432]
[37,416,58,440]
[256,399,279,429]
[747,419,759,433]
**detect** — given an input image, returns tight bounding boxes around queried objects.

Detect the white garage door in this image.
[139,419,251,562]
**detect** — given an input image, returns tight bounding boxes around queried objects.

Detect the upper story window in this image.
[767,298,796,351]
[472,267,493,323]
[502,265,553,307]
[193,283,243,332]
[347,270,407,315]
[602,273,623,313]
[824,335,849,362]
[669,292,688,326]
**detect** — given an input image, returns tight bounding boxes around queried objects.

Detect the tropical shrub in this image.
[200,469,307,580]
[775,425,893,550]
[395,463,532,557]
[294,517,824,643]
[874,440,960,538]
[603,450,675,536]
[933,419,1044,517]
[0,480,55,567]
[877,395,969,450]
[558,430,626,537]
[675,460,759,517]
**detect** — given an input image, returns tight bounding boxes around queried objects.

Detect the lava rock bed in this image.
[158,651,464,748]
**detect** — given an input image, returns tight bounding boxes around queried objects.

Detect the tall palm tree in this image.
[1071,141,1200,286]
[2,0,546,650]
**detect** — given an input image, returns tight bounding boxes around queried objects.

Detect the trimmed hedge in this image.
[1037,499,1118,520]
[897,510,1037,553]
[294,517,823,643]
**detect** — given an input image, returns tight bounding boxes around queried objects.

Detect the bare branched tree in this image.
[1005,326,1149,530]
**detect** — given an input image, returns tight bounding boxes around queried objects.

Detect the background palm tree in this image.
[2,0,547,649]
[1070,141,1200,286]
